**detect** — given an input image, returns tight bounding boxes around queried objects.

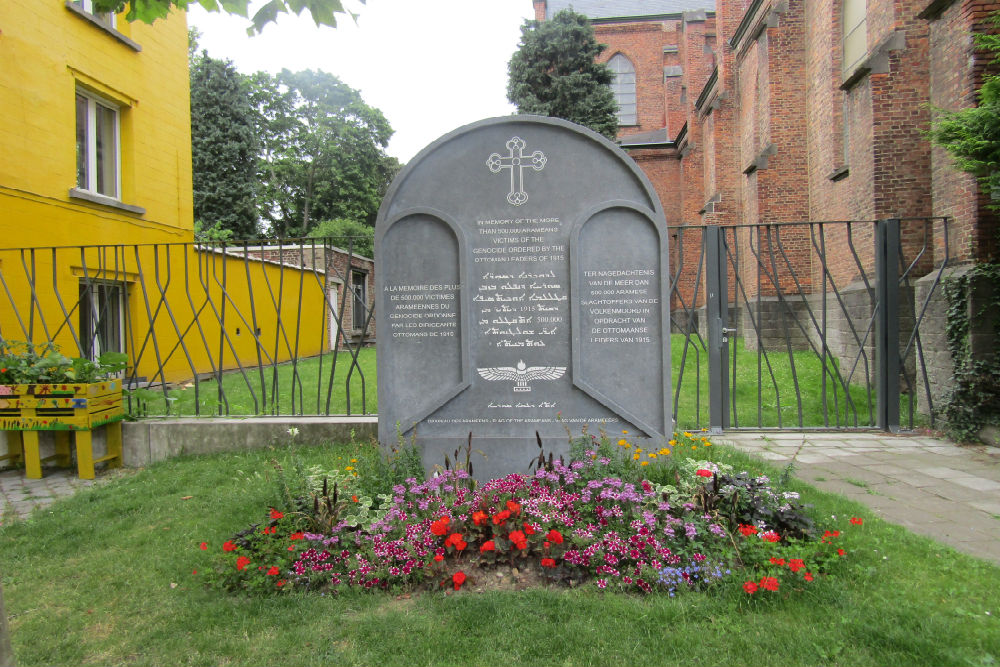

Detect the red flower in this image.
[192,570,197,575]
[261,526,276,535]
[269,509,284,520]
[508,530,527,550]
[543,541,551,549]
[352,495,359,503]
[522,522,536,535]
[492,510,511,525]
[769,557,786,566]
[444,533,467,551]
[546,529,564,545]
[759,576,780,592]
[236,556,251,571]
[452,571,466,590]
[837,548,846,557]
[743,581,758,594]
[788,559,805,573]
[223,541,238,552]
[472,510,488,526]
[480,540,496,553]
[276,580,286,587]
[506,500,521,516]
[289,532,304,540]
[199,542,208,551]
[696,469,713,478]
[287,545,295,551]
[761,531,781,543]
[540,558,556,568]
[738,524,758,537]
[430,517,450,536]
[804,572,814,582]
[433,553,444,562]
[850,517,863,525]
[267,566,280,576]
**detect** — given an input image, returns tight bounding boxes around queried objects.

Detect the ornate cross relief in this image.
[486,136,547,206]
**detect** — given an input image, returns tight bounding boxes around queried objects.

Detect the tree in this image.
[190,52,260,239]
[308,218,375,257]
[929,13,1000,213]
[93,0,361,34]
[507,9,618,141]
[250,69,397,237]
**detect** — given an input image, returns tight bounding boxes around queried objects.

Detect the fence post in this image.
[875,218,900,432]
[705,226,730,432]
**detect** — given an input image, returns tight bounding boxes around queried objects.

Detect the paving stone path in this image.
[718,432,1000,565]
[2,432,998,565]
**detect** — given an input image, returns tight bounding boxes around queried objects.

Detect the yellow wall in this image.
[0,0,194,246]
[0,3,329,387]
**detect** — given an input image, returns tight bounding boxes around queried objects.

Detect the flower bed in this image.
[197,431,864,598]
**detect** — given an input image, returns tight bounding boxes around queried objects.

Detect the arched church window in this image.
[608,53,637,126]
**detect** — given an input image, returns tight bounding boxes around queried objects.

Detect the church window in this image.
[609,54,637,126]
[842,0,867,74]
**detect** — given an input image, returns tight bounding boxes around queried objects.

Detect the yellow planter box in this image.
[0,380,124,479]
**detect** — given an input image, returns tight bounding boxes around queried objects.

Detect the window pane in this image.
[76,93,89,189]
[95,102,118,197]
[352,272,367,330]
[608,54,637,125]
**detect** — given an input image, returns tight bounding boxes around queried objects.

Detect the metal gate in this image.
[669,218,951,432]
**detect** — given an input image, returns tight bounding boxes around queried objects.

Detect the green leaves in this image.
[91,0,362,33]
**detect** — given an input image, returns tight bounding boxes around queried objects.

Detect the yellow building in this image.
[0,2,331,390]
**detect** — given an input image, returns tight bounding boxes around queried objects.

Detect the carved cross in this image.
[486,136,547,206]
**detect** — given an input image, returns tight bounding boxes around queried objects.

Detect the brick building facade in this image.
[533,0,999,416]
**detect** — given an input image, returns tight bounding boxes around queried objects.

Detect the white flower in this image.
[287,426,300,437]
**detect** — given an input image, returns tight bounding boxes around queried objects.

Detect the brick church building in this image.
[531,0,998,425]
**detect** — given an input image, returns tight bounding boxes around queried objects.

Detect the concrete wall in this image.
[0,417,378,472]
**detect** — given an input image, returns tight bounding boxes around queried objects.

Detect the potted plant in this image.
[0,341,128,479]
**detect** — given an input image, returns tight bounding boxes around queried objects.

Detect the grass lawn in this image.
[133,338,906,431]
[1,441,996,667]
[133,347,377,417]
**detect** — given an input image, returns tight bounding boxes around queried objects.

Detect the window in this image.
[351,270,368,331]
[608,54,637,126]
[79,281,124,361]
[71,0,115,28]
[842,0,867,74]
[76,90,120,199]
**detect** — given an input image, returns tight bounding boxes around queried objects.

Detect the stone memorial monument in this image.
[376,116,670,480]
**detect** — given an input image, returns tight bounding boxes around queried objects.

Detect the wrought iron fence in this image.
[668,218,951,431]
[0,238,375,417]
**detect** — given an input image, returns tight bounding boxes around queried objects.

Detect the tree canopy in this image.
[190,51,260,238]
[507,9,619,141]
[250,69,398,238]
[93,0,361,34]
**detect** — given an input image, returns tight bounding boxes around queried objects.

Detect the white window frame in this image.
[79,280,126,364]
[351,270,368,332]
[72,0,116,28]
[609,53,637,126]
[76,89,121,200]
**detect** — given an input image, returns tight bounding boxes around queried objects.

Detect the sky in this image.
[188,0,536,163]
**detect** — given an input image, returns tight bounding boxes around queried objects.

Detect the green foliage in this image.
[0,341,127,384]
[507,9,619,140]
[193,219,236,242]
[928,11,1000,215]
[92,0,361,35]
[190,52,261,239]
[942,262,1000,442]
[307,218,375,257]
[249,69,398,237]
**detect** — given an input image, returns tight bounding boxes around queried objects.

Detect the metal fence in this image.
[1,219,950,431]
[0,238,376,417]
[668,218,950,431]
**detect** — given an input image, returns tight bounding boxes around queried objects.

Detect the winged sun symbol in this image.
[477,360,566,392]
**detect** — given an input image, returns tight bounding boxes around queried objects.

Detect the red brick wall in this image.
[928,0,1000,263]
[595,22,671,135]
